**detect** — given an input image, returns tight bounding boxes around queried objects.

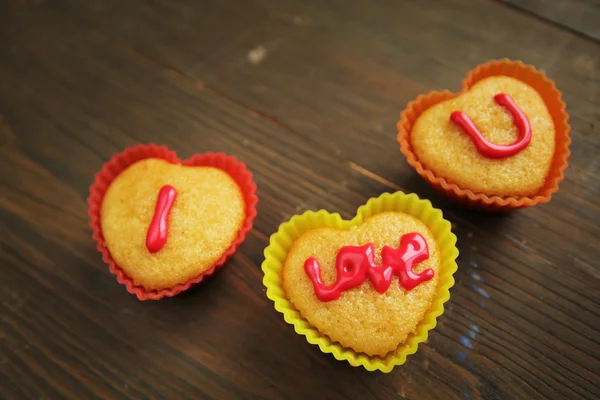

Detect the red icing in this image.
[146,185,177,253]
[450,93,532,159]
[304,233,434,302]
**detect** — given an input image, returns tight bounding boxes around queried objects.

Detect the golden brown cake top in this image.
[282,212,441,357]
[411,76,555,197]
[101,159,245,290]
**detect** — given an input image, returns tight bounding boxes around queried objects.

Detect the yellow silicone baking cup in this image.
[262,192,459,372]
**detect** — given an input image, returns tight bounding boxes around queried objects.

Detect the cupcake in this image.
[88,144,257,300]
[398,60,570,210]
[262,192,458,372]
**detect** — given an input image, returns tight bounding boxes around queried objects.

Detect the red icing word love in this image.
[146,185,177,253]
[304,233,434,302]
[450,93,532,159]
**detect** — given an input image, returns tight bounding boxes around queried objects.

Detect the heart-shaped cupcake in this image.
[262,192,458,372]
[88,144,258,300]
[398,60,571,210]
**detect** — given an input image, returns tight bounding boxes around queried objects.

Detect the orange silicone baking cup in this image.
[397,59,571,211]
[88,144,258,300]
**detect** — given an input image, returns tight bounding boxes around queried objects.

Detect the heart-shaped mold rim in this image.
[88,143,258,300]
[262,191,458,372]
[397,59,571,211]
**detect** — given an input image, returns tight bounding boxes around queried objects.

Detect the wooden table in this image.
[1,1,599,399]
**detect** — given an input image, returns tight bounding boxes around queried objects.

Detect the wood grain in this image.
[499,0,600,41]
[1,0,599,399]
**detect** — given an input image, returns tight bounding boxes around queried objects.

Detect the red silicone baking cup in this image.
[87,144,258,300]
[397,59,571,211]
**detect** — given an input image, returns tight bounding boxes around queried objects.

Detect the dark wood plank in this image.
[35,0,600,317]
[499,0,600,41]
[0,4,471,400]
[32,0,600,270]
[1,1,599,399]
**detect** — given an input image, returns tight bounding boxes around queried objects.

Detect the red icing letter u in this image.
[450,93,532,159]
